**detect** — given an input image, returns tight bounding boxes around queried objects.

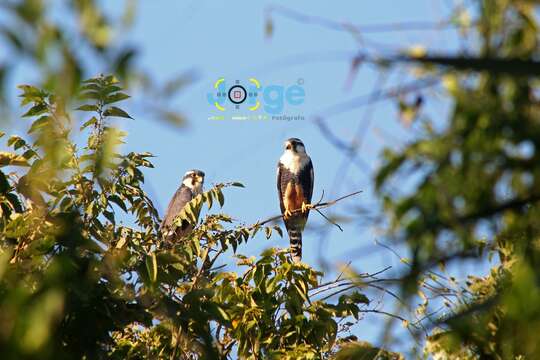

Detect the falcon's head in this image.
[182,169,205,195]
[284,138,306,154]
[280,138,310,174]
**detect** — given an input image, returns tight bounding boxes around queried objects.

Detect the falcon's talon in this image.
[301,202,312,214]
[284,209,293,219]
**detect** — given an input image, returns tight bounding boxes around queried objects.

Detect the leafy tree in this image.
[371,1,540,358]
[5,0,540,359]
[0,76,397,359]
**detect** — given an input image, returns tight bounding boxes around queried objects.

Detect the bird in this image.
[160,169,205,243]
[276,138,314,262]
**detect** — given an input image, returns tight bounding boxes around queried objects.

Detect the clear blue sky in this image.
[120,1,461,349]
[5,0,469,352]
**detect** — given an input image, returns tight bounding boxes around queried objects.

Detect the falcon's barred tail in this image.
[287,227,303,263]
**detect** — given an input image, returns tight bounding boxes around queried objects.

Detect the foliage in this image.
[372,1,540,359]
[0,76,387,359]
[5,0,540,359]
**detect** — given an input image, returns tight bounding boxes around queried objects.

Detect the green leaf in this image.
[22,103,47,117]
[79,91,101,100]
[103,106,132,119]
[349,291,370,305]
[104,92,130,104]
[22,149,37,160]
[80,117,98,130]
[103,210,115,224]
[76,104,98,112]
[0,171,9,193]
[216,189,225,207]
[108,195,127,212]
[7,136,26,150]
[80,83,101,92]
[28,116,50,134]
[205,191,213,209]
[7,136,21,147]
[146,253,158,283]
[102,85,122,94]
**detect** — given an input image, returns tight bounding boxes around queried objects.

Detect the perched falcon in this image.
[277,138,314,262]
[160,169,205,243]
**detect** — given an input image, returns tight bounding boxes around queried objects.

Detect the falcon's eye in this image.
[286,144,292,150]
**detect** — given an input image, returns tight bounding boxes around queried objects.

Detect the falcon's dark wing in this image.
[160,184,193,237]
[298,158,314,206]
[277,162,292,215]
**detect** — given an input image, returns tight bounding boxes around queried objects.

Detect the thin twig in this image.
[320,284,357,301]
[310,281,354,298]
[358,265,393,280]
[336,261,352,282]
[314,208,343,231]
[359,309,416,328]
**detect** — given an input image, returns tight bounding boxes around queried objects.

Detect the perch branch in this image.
[256,190,363,227]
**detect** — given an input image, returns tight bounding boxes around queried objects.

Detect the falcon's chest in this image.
[279,151,310,175]
[283,182,305,212]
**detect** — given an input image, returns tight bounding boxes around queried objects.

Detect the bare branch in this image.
[267,5,459,34]
[316,77,440,118]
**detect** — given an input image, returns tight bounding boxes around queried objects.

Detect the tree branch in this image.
[255,190,363,227]
[267,5,458,34]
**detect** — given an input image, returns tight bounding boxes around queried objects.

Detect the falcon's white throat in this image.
[182,176,204,195]
[280,149,310,174]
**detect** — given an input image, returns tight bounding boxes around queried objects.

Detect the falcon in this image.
[277,138,314,262]
[160,169,205,243]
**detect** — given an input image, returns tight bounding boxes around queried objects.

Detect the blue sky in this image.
[4,0,472,352]
[118,0,461,349]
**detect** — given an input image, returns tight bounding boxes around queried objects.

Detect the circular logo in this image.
[228,85,247,104]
